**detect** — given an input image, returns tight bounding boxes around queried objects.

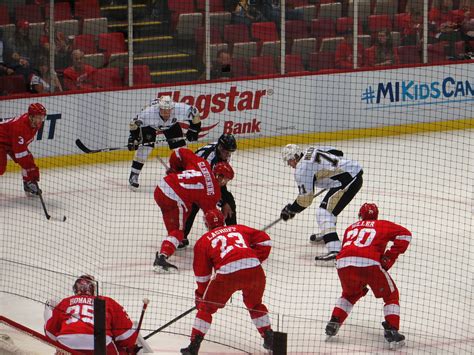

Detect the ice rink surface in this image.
[1,130,473,354]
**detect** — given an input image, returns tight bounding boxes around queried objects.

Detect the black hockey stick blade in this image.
[75,139,126,154]
[38,193,67,222]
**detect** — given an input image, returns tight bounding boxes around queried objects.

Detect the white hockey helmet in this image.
[158,95,174,110]
[282,144,303,163]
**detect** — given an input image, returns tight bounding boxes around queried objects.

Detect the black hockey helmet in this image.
[217,134,237,152]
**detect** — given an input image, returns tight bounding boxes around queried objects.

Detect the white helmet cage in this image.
[158,95,174,110]
[282,144,303,163]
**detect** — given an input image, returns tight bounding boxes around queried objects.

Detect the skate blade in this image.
[153,265,178,273]
[325,335,336,342]
[314,259,337,267]
[128,185,139,192]
[388,340,406,350]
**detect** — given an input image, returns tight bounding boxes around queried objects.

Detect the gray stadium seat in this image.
[210,12,231,33]
[261,41,281,58]
[204,43,228,62]
[82,18,108,36]
[232,42,257,60]
[176,13,203,40]
[28,22,44,45]
[319,36,344,52]
[83,53,104,68]
[318,2,342,20]
[291,37,317,66]
[55,20,79,37]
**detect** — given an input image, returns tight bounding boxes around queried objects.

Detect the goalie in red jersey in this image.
[180,209,274,354]
[325,203,412,350]
[0,103,46,196]
[44,275,138,354]
[153,147,234,273]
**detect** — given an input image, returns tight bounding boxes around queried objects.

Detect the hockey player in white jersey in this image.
[127,95,201,190]
[280,144,363,263]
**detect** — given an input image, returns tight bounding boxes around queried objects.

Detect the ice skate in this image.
[128,172,139,191]
[325,316,341,341]
[263,329,274,350]
[309,233,324,244]
[180,334,203,355]
[153,253,178,273]
[315,251,338,266]
[177,237,189,250]
[382,321,406,350]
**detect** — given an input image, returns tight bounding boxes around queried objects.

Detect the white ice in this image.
[1,130,473,354]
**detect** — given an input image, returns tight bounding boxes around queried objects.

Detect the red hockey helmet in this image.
[28,103,47,116]
[204,209,225,230]
[213,161,234,180]
[358,203,379,220]
[73,275,96,296]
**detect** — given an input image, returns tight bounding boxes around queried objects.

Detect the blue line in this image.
[364,97,474,110]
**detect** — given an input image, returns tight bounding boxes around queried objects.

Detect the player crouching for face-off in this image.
[127,95,201,190]
[44,275,139,354]
[153,147,234,272]
[0,103,46,196]
[181,209,274,354]
[280,144,363,264]
[325,203,411,350]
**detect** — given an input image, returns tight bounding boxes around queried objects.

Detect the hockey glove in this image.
[24,181,42,195]
[127,129,141,151]
[280,204,297,221]
[381,250,398,271]
[25,166,40,182]
[186,121,201,142]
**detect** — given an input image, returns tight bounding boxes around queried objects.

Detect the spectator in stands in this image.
[435,20,463,57]
[335,30,365,69]
[5,20,37,67]
[40,19,73,69]
[29,58,63,93]
[63,49,97,91]
[366,30,399,67]
[211,49,233,79]
[0,29,15,77]
[400,7,424,45]
[147,0,171,20]
[261,0,303,27]
[461,14,474,52]
[232,0,265,26]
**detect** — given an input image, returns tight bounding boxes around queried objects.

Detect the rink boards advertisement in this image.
[1,62,474,159]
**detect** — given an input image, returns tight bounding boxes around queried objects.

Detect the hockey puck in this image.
[62,216,67,222]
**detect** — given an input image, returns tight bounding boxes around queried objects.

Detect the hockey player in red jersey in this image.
[0,103,46,196]
[180,209,274,354]
[44,275,138,354]
[153,147,234,272]
[325,203,412,349]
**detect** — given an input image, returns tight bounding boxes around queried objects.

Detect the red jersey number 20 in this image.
[343,228,376,248]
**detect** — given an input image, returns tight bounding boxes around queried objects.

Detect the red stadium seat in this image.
[0,5,10,26]
[231,58,248,78]
[124,65,152,86]
[252,22,279,42]
[224,24,250,45]
[250,56,277,75]
[95,68,122,88]
[15,4,43,23]
[285,20,309,40]
[195,26,222,58]
[280,54,305,73]
[98,32,126,61]
[73,34,97,54]
[45,2,72,21]
[311,18,336,38]
[75,0,101,19]
[196,0,225,12]
[427,43,447,63]
[368,14,393,33]
[397,45,421,64]
[0,75,27,95]
[336,17,363,35]
[309,51,336,71]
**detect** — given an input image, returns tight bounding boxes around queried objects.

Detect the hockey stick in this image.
[75,137,185,154]
[38,193,67,222]
[136,298,149,334]
[262,189,328,231]
[143,306,196,340]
